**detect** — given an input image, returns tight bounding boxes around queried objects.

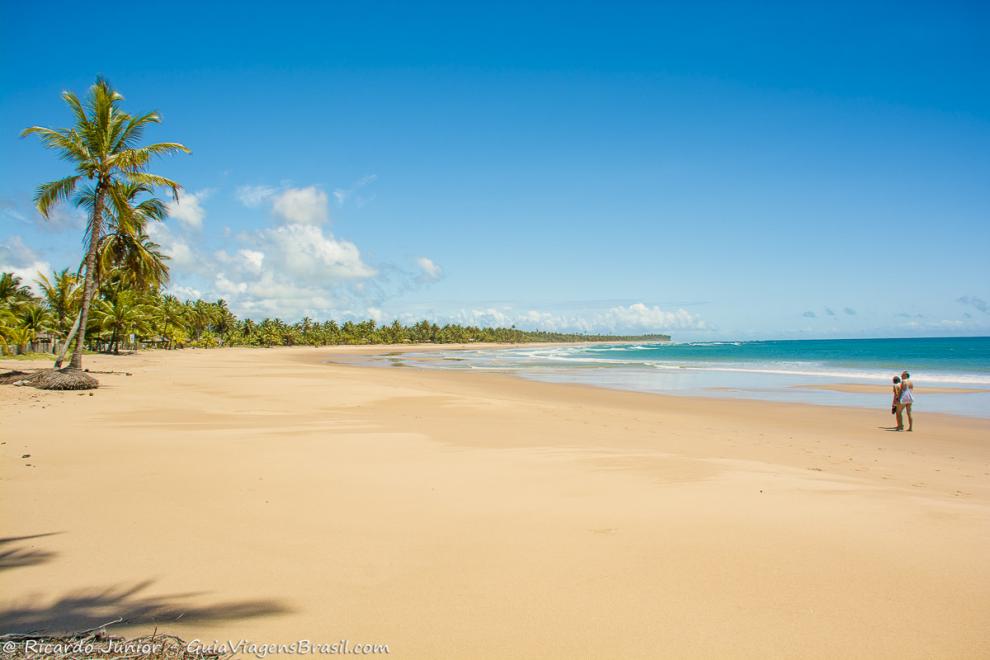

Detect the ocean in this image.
[393,336,990,418]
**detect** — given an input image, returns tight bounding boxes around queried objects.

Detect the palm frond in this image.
[114,111,161,151]
[124,172,183,200]
[34,175,81,218]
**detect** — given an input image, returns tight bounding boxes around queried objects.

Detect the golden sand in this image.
[2,346,989,658]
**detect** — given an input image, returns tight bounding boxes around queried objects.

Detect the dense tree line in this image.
[0,271,668,355]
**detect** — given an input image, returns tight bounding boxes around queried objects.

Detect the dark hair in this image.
[893,376,901,384]
[902,371,910,379]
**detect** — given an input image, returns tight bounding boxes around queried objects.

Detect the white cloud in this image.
[260,224,375,281]
[238,249,265,275]
[236,185,276,208]
[598,303,706,332]
[166,189,210,229]
[0,236,51,292]
[147,222,201,272]
[272,187,329,225]
[431,302,706,334]
[168,284,203,301]
[416,257,442,282]
[189,191,376,318]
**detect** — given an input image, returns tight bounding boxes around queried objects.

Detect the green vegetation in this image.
[1,270,669,354]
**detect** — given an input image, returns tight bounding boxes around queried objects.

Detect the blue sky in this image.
[1,0,988,339]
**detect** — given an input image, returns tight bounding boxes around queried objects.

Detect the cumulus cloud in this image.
[598,303,705,332]
[0,236,51,291]
[432,302,706,334]
[215,248,265,276]
[272,187,329,225]
[416,257,442,282]
[168,284,203,301]
[191,184,377,317]
[166,189,210,230]
[958,296,989,314]
[260,224,375,280]
[236,185,276,208]
[154,180,438,319]
[146,221,206,274]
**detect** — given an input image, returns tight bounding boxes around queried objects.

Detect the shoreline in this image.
[320,343,990,419]
[3,345,989,658]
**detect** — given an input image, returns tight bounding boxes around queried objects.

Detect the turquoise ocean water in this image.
[395,337,990,418]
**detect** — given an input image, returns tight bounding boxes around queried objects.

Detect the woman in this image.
[898,371,914,431]
[892,376,903,430]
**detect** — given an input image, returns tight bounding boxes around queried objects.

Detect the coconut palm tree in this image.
[94,181,171,292]
[37,269,82,338]
[213,299,236,345]
[1,273,34,311]
[52,181,172,367]
[21,77,188,374]
[152,294,186,349]
[0,306,17,355]
[91,289,152,354]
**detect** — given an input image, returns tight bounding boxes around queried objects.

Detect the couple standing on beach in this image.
[891,371,914,431]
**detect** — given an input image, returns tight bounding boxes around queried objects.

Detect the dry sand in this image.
[2,346,989,659]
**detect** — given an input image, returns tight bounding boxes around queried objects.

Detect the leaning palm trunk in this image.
[53,308,82,368]
[68,183,105,370]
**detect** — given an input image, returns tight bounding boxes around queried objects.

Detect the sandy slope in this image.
[2,346,988,659]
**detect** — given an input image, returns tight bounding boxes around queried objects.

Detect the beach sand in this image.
[2,346,989,659]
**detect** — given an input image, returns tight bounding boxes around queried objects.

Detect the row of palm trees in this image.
[1,270,665,355]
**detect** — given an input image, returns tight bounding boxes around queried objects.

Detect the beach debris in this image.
[0,368,98,390]
[0,620,228,659]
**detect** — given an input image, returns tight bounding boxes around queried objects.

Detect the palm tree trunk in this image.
[68,179,105,370]
[53,308,82,368]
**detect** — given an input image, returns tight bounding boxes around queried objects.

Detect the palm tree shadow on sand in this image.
[0,533,289,635]
[0,533,59,572]
[0,581,290,635]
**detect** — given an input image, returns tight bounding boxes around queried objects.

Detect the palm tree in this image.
[1,273,34,311]
[95,181,171,292]
[52,181,172,367]
[2,303,53,354]
[91,290,151,354]
[0,306,18,355]
[152,294,186,349]
[21,77,188,372]
[37,269,82,338]
[213,299,236,345]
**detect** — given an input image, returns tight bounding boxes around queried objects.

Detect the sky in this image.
[1,0,988,340]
